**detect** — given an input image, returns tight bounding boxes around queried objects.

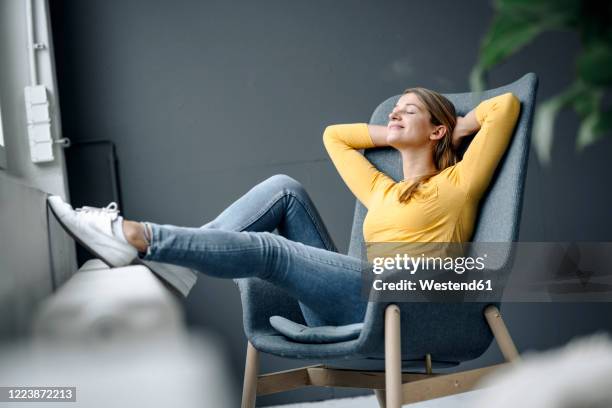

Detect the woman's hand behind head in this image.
[452,110,481,149]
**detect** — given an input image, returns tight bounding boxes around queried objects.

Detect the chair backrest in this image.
[347,73,538,260]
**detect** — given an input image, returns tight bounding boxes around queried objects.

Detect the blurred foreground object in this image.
[0,259,236,408]
[32,260,183,340]
[0,333,235,408]
[474,334,612,408]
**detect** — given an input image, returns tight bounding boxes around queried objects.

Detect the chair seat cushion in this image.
[269,316,364,344]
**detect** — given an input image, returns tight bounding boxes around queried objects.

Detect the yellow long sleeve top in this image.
[323,93,521,245]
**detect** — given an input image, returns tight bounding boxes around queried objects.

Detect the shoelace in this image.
[76,202,119,214]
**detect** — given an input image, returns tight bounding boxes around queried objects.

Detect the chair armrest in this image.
[233,277,305,340]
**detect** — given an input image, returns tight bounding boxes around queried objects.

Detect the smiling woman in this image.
[323,91,520,245]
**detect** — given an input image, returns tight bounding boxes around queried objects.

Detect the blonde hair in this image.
[398,87,458,203]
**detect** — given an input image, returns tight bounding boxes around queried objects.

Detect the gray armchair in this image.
[236,73,538,407]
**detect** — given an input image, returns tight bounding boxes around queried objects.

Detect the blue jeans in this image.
[143,174,367,326]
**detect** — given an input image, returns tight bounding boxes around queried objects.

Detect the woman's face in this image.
[386,93,442,149]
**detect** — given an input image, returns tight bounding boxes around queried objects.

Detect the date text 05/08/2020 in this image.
[372,279,493,292]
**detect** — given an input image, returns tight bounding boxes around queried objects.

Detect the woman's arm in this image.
[367,125,390,147]
[454,93,521,199]
[323,124,393,208]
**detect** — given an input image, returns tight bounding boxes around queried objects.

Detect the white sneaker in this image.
[47,196,137,267]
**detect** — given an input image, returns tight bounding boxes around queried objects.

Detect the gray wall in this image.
[0,0,75,339]
[0,173,53,340]
[50,0,612,405]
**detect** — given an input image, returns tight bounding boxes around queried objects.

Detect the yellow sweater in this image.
[323,93,521,244]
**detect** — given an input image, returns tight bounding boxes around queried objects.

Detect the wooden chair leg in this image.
[375,389,387,408]
[484,305,520,362]
[241,341,259,408]
[385,304,402,408]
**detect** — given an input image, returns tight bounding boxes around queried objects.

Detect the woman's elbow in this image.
[502,92,521,119]
[506,92,521,117]
[322,125,339,144]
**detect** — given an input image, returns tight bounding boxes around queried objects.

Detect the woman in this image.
[48,89,520,327]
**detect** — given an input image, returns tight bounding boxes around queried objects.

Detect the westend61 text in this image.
[372,279,493,292]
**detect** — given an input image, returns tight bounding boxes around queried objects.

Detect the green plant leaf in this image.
[475,0,578,72]
[577,112,603,150]
[572,86,602,118]
[533,97,565,164]
[472,0,581,93]
[469,65,486,92]
[576,108,612,150]
[477,14,545,70]
[532,82,585,164]
[575,2,612,44]
[495,0,581,23]
[472,0,612,163]
[577,42,612,86]
[594,109,612,134]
